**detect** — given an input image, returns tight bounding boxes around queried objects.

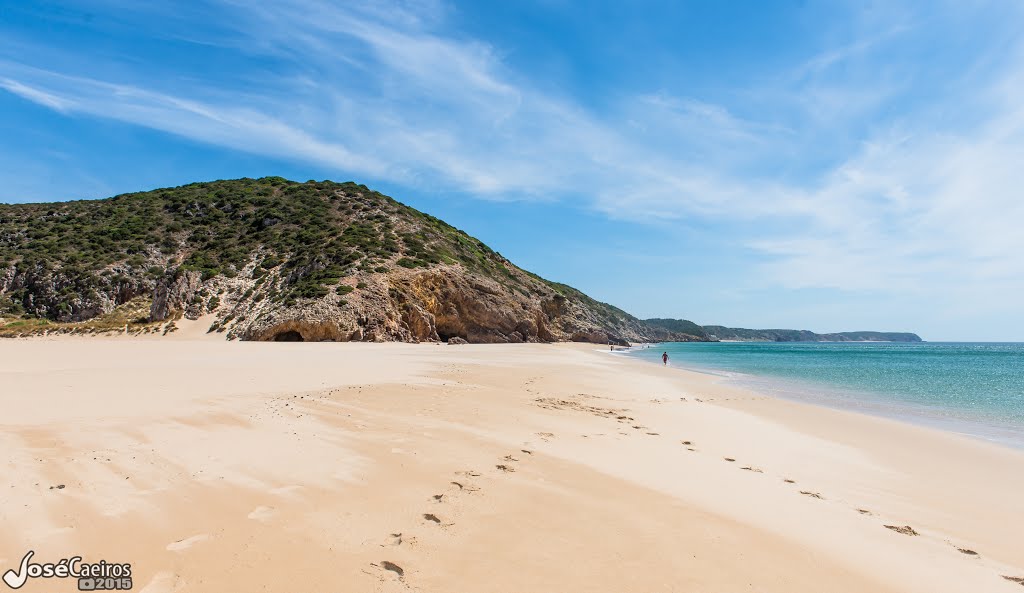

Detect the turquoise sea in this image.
[626,342,1024,448]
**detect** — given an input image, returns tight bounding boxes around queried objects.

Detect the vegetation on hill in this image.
[0,177,529,318]
[0,177,695,343]
[641,318,709,341]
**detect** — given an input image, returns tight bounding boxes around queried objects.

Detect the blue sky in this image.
[2,1,1023,340]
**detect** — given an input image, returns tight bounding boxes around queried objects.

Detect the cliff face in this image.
[0,177,686,344]
[140,250,656,344]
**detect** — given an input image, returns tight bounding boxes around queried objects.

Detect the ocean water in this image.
[626,342,1024,448]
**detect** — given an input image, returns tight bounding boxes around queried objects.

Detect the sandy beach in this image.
[2,333,1022,592]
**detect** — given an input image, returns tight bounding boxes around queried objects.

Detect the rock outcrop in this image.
[203,262,657,344]
[150,270,203,321]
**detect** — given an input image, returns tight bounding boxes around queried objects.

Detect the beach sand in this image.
[1,337,1022,592]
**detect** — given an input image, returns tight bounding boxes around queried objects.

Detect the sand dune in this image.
[1,340,1021,592]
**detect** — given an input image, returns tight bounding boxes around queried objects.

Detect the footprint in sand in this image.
[680,440,693,446]
[740,466,764,473]
[800,491,824,500]
[422,513,443,524]
[857,508,872,515]
[723,457,736,462]
[883,524,918,536]
[449,481,480,493]
[495,464,516,473]
[167,534,211,551]
[383,533,403,547]
[503,455,519,462]
[1002,576,1024,586]
[367,561,406,583]
[955,546,978,556]
[520,449,533,455]
[783,479,796,484]
[247,506,276,521]
[380,561,404,578]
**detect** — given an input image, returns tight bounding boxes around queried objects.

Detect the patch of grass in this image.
[0,297,165,337]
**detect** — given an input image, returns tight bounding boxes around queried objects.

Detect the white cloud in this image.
[0,61,390,177]
[0,77,72,112]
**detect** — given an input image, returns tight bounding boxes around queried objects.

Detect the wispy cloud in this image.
[0,78,72,112]
[0,61,390,177]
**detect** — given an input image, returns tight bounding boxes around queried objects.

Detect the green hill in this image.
[0,177,692,343]
[641,318,710,341]
[702,326,922,342]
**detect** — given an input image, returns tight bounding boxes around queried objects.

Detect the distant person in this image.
[662,351,669,365]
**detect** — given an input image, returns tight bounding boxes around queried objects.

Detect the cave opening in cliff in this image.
[436,328,468,343]
[273,330,304,342]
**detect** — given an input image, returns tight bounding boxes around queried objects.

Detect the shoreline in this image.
[2,338,1022,592]
[623,342,1024,451]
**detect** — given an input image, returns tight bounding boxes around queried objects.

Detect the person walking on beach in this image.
[662,351,669,365]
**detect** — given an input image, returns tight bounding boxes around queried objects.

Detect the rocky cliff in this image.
[0,177,694,344]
